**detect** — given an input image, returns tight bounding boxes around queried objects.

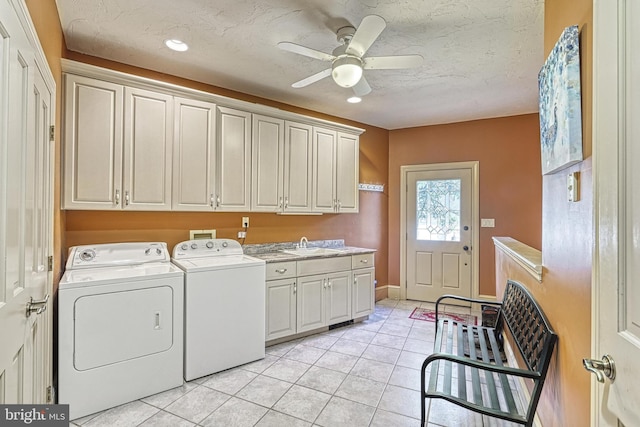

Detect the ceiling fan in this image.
[278,15,423,97]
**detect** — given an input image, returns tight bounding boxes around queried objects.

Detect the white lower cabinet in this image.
[266,254,373,341]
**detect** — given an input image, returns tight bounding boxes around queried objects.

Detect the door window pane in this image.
[416,179,461,241]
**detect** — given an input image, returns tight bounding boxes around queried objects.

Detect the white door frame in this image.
[400,161,480,301]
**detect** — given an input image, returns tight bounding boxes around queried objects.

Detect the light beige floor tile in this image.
[141,382,198,409]
[350,358,395,383]
[138,410,195,427]
[370,409,421,427]
[164,386,230,423]
[295,365,347,395]
[236,375,292,408]
[408,327,434,342]
[388,365,422,391]
[384,316,416,328]
[262,358,311,383]
[361,343,401,364]
[341,328,377,344]
[329,338,369,357]
[403,338,433,355]
[84,400,159,427]
[370,332,407,350]
[242,355,280,374]
[334,374,385,407]
[396,350,428,370]
[201,397,268,427]
[314,350,359,374]
[283,344,326,364]
[301,334,339,349]
[254,410,312,427]
[265,340,299,357]
[273,384,332,422]
[378,323,412,338]
[201,368,258,395]
[427,399,483,427]
[315,396,375,427]
[378,384,422,419]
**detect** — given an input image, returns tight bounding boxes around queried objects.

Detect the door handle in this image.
[463,245,470,251]
[583,354,616,383]
[26,294,49,317]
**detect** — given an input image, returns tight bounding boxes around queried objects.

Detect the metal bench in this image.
[420,280,557,426]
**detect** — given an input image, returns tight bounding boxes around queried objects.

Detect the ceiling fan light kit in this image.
[278,14,423,97]
[331,56,363,87]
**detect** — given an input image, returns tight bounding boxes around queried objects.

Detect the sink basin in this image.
[281,248,345,256]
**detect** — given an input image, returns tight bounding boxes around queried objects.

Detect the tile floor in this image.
[70,299,521,427]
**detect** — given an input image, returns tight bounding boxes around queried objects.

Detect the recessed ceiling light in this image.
[164,39,189,52]
[347,96,362,104]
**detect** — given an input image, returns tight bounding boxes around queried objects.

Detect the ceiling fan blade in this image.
[278,42,335,62]
[352,76,372,96]
[291,68,332,88]
[346,15,386,57]
[363,54,424,70]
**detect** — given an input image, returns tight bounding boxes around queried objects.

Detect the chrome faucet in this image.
[299,236,308,249]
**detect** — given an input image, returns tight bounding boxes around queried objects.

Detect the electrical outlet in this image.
[238,231,246,238]
[242,217,249,227]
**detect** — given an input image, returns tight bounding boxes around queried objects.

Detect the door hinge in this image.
[49,125,55,141]
[46,385,54,403]
[47,255,53,272]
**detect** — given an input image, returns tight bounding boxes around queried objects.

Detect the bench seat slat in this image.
[475,324,501,410]
[456,322,467,401]
[466,326,484,406]
[487,327,518,415]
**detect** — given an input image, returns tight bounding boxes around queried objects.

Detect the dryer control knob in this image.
[181,244,188,251]
[191,243,198,249]
[79,249,96,261]
[222,241,228,248]
[156,248,162,255]
[206,241,214,249]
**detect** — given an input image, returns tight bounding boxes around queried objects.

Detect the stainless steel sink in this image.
[281,247,345,256]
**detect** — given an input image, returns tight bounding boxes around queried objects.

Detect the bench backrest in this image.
[498,280,558,374]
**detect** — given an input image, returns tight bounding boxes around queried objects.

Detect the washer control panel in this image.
[172,239,242,259]
[66,242,170,269]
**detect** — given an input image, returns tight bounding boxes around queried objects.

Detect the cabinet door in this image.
[216,106,251,211]
[123,87,173,210]
[312,127,337,212]
[266,278,297,341]
[297,273,326,333]
[326,271,352,325]
[352,267,375,318]
[335,132,359,213]
[63,75,123,209]
[251,115,284,212]
[283,122,313,213]
[172,97,216,210]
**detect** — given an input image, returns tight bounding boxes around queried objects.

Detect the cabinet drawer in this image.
[297,256,351,277]
[266,261,297,280]
[352,253,375,269]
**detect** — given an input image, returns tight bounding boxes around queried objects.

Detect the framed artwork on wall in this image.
[538,25,583,175]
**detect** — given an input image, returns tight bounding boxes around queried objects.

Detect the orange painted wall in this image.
[510,0,592,425]
[388,114,542,296]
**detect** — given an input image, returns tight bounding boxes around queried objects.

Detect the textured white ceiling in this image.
[54,0,544,130]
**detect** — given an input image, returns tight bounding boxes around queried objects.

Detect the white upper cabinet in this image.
[335,132,359,213]
[216,106,251,211]
[312,127,337,213]
[283,122,313,213]
[172,97,217,211]
[251,114,284,212]
[63,75,123,209]
[122,87,174,210]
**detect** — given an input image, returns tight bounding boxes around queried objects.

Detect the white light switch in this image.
[481,218,495,228]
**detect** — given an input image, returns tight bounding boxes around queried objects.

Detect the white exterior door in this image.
[591,1,640,424]
[0,0,54,404]
[406,166,472,302]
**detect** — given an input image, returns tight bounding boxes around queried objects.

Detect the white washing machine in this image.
[58,242,184,420]
[172,239,266,381]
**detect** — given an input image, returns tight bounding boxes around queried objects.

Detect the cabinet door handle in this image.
[360,259,368,264]
[322,278,326,289]
[293,283,297,294]
[210,194,215,208]
[338,200,342,211]
[125,191,130,206]
[328,279,332,288]
[354,277,358,285]
[115,189,120,206]
[279,197,283,208]
[284,197,289,208]
[275,268,287,274]
[216,195,220,207]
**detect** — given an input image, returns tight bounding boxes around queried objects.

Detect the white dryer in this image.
[58,242,184,420]
[172,239,266,381]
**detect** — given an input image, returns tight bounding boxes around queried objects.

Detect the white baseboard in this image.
[387,285,400,299]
